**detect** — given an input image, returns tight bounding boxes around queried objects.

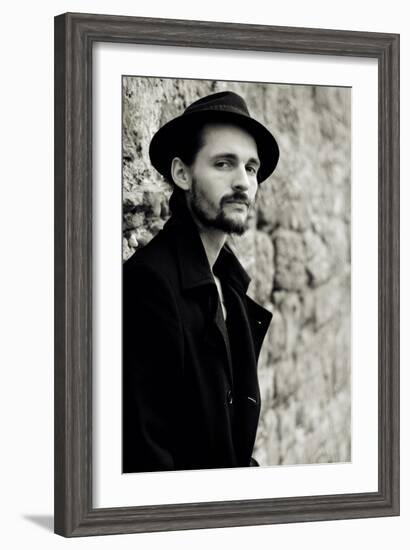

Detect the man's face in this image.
[185,123,260,235]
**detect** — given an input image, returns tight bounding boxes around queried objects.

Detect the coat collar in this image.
[163,210,251,294]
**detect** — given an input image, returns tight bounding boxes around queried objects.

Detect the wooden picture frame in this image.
[54,12,400,537]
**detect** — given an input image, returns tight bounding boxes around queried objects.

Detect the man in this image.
[123,91,279,473]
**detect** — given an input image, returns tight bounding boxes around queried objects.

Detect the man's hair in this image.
[173,120,208,168]
[168,186,188,216]
[168,119,208,216]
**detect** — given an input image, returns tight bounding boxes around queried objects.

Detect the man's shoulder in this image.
[124,225,178,279]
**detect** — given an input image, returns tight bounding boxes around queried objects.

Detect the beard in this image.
[188,180,254,236]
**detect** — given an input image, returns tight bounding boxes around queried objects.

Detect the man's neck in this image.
[197,227,227,269]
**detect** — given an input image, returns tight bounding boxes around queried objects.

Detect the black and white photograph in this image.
[122,77,351,473]
[51,11,399,538]
[0,1,404,547]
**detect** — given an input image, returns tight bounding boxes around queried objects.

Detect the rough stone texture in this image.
[123,77,351,466]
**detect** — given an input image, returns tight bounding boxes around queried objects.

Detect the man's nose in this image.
[232,165,250,190]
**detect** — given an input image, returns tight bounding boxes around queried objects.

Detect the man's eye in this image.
[246,165,257,174]
[215,160,230,168]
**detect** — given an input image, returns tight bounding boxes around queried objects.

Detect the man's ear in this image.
[171,157,192,191]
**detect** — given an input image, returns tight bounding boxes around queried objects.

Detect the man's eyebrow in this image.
[211,153,261,166]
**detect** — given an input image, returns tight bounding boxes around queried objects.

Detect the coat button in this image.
[226,389,233,405]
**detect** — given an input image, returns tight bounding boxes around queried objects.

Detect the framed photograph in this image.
[54,12,400,536]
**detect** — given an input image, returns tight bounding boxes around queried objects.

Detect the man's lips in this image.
[222,195,250,207]
[225,201,247,208]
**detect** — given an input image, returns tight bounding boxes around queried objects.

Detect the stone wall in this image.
[123,77,351,466]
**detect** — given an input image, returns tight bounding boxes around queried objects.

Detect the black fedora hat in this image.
[149,91,279,184]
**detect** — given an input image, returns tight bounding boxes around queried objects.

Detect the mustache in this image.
[221,192,251,208]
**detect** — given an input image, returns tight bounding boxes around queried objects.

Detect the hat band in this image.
[186,104,250,117]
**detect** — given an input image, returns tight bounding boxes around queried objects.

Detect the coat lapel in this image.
[162,213,272,392]
[244,295,272,359]
[166,215,234,385]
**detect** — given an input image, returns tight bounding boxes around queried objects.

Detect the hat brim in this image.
[149,110,279,184]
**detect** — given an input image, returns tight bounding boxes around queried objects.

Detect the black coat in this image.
[122,211,272,472]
